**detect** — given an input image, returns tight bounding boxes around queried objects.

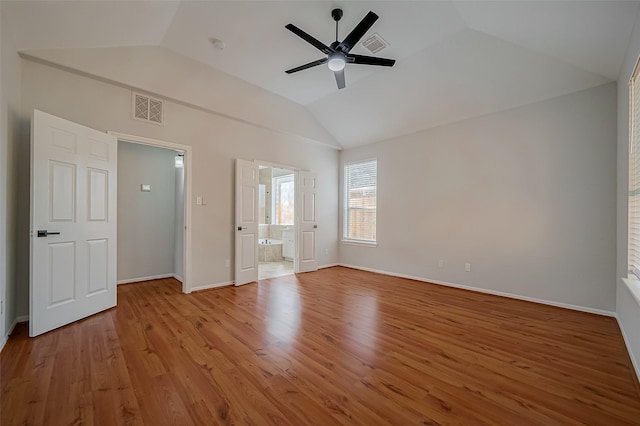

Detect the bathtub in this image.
[259,239,282,245]
[259,239,283,262]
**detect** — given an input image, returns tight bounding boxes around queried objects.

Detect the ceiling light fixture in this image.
[327,53,346,71]
[175,153,184,168]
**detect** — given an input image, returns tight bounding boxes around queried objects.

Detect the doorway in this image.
[258,164,295,280]
[110,132,192,293]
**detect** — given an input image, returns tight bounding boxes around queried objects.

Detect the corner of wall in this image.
[0,7,24,347]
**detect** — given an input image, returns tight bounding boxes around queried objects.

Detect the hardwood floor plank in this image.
[2,268,640,425]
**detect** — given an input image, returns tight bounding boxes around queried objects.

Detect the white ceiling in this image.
[4,1,639,148]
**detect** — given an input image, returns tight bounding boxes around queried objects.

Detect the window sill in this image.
[622,277,640,307]
[341,239,378,247]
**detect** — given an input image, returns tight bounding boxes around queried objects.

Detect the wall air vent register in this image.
[132,92,164,125]
[361,33,388,54]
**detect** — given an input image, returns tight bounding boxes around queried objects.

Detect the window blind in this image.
[629,63,640,278]
[344,159,377,242]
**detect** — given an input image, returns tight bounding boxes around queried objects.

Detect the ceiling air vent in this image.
[361,33,388,54]
[132,92,164,125]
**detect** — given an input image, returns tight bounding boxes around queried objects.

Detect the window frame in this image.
[343,158,378,245]
[630,57,640,280]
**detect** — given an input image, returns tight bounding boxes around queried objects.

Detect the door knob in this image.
[37,230,60,237]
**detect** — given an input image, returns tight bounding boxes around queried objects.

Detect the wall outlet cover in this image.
[141,184,151,192]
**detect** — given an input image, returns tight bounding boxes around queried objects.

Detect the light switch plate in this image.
[141,184,151,192]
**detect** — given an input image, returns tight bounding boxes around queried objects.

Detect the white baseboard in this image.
[318,263,340,269]
[117,273,176,285]
[173,274,183,283]
[190,281,234,292]
[0,315,27,352]
[0,318,17,352]
[616,315,640,383]
[338,264,616,317]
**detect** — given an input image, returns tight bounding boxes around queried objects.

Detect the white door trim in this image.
[257,160,301,172]
[107,131,193,294]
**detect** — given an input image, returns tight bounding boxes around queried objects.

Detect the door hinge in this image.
[1,300,3,315]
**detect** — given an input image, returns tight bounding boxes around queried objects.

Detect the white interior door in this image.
[30,110,117,337]
[235,159,259,285]
[297,171,318,273]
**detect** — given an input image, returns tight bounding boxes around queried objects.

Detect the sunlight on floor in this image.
[258,261,294,280]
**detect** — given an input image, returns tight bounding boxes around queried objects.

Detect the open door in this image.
[297,171,318,273]
[235,159,259,285]
[30,110,117,337]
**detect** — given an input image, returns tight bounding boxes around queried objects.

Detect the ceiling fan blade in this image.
[347,54,396,67]
[334,69,346,89]
[285,24,333,54]
[338,11,378,53]
[285,58,328,74]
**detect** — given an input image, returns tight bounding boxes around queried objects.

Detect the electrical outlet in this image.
[465,262,471,272]
[225,259,230,268]
[196,196,202,205]
[325,248,329,255]
[438,259,444,268]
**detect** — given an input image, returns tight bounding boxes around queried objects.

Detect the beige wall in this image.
[617,12,640,378]
[20,46,340,149]
[16,58,339,316]
[341,83,617,313]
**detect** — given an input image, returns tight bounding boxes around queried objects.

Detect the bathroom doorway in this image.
[258,164,295,280]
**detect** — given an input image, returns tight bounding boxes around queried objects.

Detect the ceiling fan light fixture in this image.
[328,53,346,71]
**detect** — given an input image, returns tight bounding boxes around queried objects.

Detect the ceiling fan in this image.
[285,8,396,89]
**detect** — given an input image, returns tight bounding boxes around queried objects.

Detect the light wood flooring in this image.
[2,266,640,425]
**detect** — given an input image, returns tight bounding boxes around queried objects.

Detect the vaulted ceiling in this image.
[4,1,639,149]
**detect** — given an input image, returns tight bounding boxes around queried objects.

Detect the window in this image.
[273,174,294,225]
[630,62,640,278]
[344,159,377,243]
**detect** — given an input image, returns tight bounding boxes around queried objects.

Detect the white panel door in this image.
[235,159,259,285]
[30,109,117,337]
[297,171,317,273]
